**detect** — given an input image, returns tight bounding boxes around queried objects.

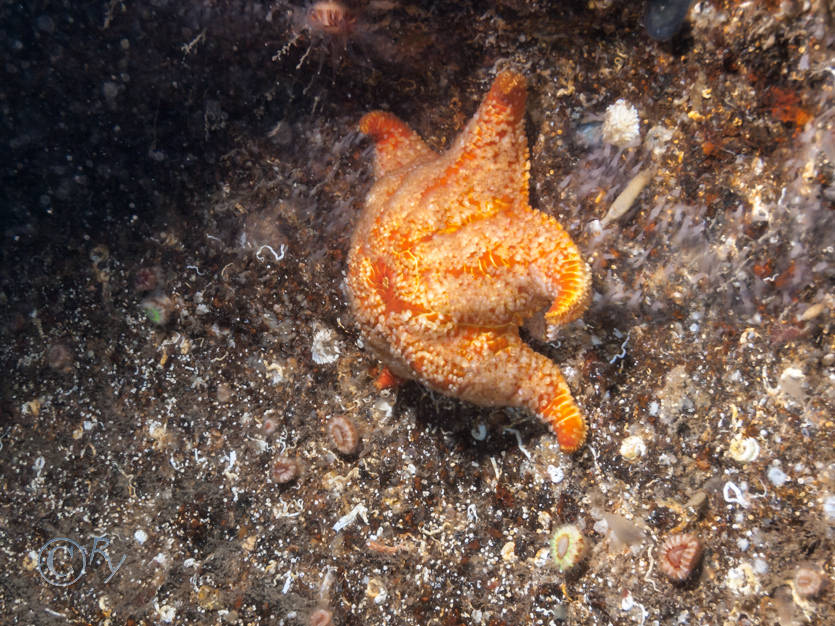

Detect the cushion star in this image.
[347,70,591,452]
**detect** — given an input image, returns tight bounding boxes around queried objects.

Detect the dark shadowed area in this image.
[1,1,833,624]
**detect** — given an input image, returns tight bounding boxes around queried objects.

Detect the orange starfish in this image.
[347,70,591,452]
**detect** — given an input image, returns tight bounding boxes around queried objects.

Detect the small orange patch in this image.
[774,260,796,290]
[767,86,812,129]
[752,259,774,279]
[374,366,402,390]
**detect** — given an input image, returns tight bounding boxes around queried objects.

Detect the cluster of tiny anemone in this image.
[601,99,640,148]
[266,415,360,485]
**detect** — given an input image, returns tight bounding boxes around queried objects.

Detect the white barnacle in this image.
[619,435,647,461]
[311,328,341,364]
[728,437,760,463]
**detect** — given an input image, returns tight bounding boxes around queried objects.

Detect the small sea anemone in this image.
[275,0,393,75]
[284,1,360,70]
[140,293,174,326]
[306,1,356,39]
[46,341,74,372]
[550,524,586,573]
[658,532,703,582]
[271,456,301,484]
[134,265,162,292]
[793,564,824,598]
[327,415,359,455]
[262,416,280,436]
[309,608,333,626]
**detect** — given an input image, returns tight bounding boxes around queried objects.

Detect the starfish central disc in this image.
[347,70,591,452]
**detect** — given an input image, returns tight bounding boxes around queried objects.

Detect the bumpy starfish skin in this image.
[347,71,591,452]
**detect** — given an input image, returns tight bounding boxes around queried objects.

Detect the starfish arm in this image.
[444,70,531,202]
[535,374,588,452]
[359,111,435,178]
[392,326,587,452]
[526,218,593,330]
[542,254,592,330]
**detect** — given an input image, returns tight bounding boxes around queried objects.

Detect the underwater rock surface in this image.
[644,0,694,41]
[1,1,833,624]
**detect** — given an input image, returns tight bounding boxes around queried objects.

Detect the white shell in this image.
[620,435,647,461]
[728,437,760,463]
